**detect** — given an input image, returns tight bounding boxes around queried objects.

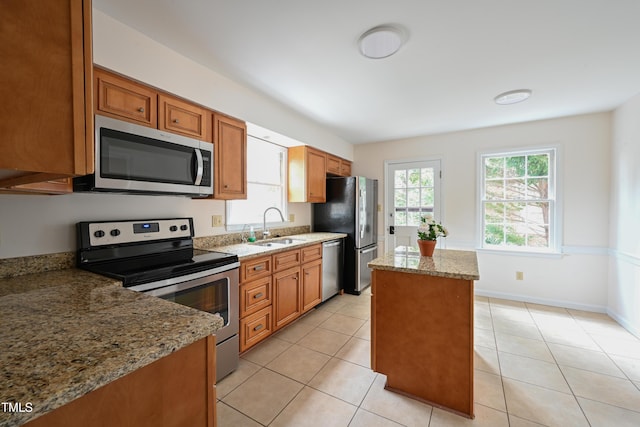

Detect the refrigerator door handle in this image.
[361,246,377,255]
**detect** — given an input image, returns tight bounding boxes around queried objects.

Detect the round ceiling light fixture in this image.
[358,25,404,59]
[494,89,532,105]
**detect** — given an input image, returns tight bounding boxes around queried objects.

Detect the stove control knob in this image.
[94,230,105,238]
[180,224,188,231]
[170,225,178,232]
[110,229,121,237]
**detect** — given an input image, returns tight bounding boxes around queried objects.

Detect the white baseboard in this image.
[607,308,640,339]
[475,288,607,313]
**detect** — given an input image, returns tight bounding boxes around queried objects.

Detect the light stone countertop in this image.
[0,269,224,427]
[196,232,347,260]
[368,246,480,280]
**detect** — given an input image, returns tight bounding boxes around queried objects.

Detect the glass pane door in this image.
[386,160,441,250]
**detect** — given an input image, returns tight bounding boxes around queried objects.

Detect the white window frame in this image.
[226,136,288,231]
[477,146,562,255]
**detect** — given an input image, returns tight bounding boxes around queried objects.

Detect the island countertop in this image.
[368,246,480,281]
[0,269,224,427]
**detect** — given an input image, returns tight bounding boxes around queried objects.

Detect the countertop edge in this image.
[0,269,223,427]
[196,232,347,261]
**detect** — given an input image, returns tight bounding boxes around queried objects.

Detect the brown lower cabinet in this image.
[239,244,323,353]
[371,269,474,418]
[24,336,216,427]
[273,266,302,330]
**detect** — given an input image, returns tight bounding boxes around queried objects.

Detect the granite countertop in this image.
[196,232,347,260]
[0,269,224,427]
[368,246,480,280]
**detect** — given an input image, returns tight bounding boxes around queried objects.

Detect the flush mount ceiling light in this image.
[358,25,404,59]
[494,89,532,105]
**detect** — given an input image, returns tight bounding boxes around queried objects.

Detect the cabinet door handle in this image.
[253,292,264,299]
[253,265,264,271]
[253,324,264,332]
[138,107,145,113]
[173,118,180,124]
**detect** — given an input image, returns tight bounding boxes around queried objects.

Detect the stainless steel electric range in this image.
[77,217,239,381]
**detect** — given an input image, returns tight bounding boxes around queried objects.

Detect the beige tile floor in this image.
[217,290,640,426]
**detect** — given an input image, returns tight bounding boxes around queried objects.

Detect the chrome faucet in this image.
[263,207,285,239]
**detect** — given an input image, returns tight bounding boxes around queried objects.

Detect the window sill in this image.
[476,247,564,259]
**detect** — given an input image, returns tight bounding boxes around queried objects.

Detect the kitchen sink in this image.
[253,238,305,247]
[270,238,305,244]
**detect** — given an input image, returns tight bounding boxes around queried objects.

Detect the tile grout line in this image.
[525,302,593,427]
[486,299,513,426]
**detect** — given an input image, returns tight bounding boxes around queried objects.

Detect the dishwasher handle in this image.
[323,240,342,248]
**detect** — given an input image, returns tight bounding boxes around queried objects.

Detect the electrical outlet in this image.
[516,271,524,280]
[289,214,295,222]
[211,215,223,227]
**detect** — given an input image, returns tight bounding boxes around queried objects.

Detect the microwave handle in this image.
[193,149,204,185]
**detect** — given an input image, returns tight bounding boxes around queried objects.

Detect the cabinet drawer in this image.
[159,94,211,140]
[301,244,322,263]
[94,68,157,127]
[240,256,272,283]
[240,276,272,318]
[273,249,301,272]
[240,306,272,352]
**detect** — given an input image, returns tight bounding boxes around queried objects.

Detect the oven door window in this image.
[159,277,229,326]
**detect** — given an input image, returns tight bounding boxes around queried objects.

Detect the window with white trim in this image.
[480,148,557,252]
[226,136,287,228]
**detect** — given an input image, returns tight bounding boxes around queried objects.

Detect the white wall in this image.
[92,10,353,161]
[1,10,365,259]
[354,113,611,311]
[608,92,640,336]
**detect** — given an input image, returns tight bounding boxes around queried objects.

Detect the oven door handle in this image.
[128,261,240,294]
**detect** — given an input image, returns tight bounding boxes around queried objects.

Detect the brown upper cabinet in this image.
[159,94,211,140]
[326,154,342,175]
[289,146,353,202]
[326,154,352,177]
[339,159,352,176]
[94,68,157,128]
[288,146,327,203]
[213,114,247,199]
[93,66,247,200]
[0,0,93,192]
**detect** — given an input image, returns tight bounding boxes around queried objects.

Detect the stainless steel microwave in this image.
[73,115,213,197]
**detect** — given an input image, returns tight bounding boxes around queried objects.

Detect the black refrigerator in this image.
[312,176,378,295]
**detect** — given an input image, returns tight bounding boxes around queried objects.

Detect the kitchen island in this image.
[0,269,223,427]
[368,247,480,418]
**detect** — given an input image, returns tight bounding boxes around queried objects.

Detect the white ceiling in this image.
[94,0,640,144]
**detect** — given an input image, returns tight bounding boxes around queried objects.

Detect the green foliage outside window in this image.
[482,150,554,250]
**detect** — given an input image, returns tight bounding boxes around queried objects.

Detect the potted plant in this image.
[417,214,448,257]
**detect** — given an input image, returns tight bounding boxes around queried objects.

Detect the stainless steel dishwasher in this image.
[322,239,344,301]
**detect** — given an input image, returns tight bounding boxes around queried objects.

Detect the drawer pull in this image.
[253,292,264,299]
[254,324,264,332]
[253,265,265,271]
[137,107,145,113]
[173,118,180,123]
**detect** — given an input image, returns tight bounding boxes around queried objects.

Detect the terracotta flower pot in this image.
[417,239,437,257]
